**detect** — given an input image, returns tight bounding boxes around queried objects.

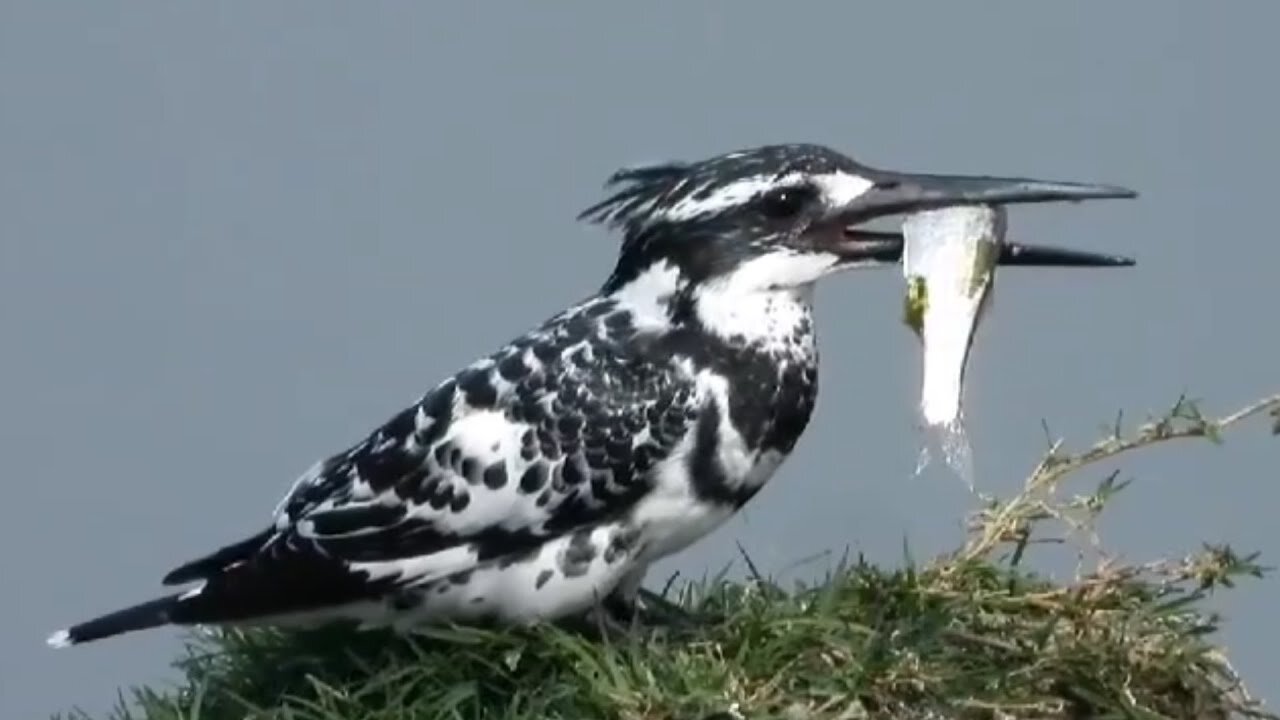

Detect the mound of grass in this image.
[60,393,1279,720]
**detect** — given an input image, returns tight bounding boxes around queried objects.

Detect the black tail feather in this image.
[162,527,275,585]
[47,592,184,648]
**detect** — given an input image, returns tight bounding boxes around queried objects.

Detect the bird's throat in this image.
[691,284,816,357]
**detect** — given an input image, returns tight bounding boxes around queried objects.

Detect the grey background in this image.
[2,3,1275,717]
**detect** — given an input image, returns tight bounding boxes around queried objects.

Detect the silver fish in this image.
[901,204,1005,487]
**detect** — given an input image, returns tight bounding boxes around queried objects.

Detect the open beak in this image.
[828,166,1138,267]
[844,230,1135,268]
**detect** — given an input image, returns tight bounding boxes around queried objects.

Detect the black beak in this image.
[830,166,1138,267]
[844,230,1135,268]
[842,168,1138,221]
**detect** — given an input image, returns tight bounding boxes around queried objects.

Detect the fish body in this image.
[901,205,1006,484]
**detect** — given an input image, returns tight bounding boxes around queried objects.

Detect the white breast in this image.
[693,266,819,356]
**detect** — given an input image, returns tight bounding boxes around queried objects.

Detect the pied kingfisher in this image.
[49,143,1135,647]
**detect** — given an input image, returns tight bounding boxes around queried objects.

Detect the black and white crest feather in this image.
[577,161,692,230]
[579,144,866,232]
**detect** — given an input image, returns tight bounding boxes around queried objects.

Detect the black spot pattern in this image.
[388,589,423,611]
[482,462,508,489]
[450,491,470,513]
[560,530,598,578]
[457,366,498,408]
[460,458,480,485]
[604,525,642,564]
[497,351,527,382]
[308,503,408,536]
[519,464,548,494]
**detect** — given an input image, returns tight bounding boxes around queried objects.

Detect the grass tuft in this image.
[55,392,1280,720]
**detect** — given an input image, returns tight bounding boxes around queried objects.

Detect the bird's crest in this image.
[577,144,860,234]
[577,161,693,231]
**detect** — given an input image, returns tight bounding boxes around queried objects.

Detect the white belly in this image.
[217,432,791,633]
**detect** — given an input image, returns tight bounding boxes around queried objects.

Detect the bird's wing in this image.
[162,323,699,618]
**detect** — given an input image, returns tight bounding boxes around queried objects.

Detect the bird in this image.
[47,142,1137,648]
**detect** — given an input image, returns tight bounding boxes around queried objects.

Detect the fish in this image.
[901,204,1005,488]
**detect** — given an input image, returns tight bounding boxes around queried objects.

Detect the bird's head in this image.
[582,143,1134,299]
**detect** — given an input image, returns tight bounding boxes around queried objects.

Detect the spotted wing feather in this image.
[159,300,700,621]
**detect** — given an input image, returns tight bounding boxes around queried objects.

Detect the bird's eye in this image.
[758,186,813,219]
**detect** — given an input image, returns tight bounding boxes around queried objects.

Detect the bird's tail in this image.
[46,592,186,648]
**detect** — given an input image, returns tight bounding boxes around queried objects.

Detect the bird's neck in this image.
[688,282,816,355]
[602,260,817,358]
[599,260,820,459]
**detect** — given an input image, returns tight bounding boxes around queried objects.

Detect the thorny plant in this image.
[960,392,1280,564]
[940,391,1280,719]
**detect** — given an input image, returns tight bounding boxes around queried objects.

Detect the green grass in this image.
[58,393,1279,720]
